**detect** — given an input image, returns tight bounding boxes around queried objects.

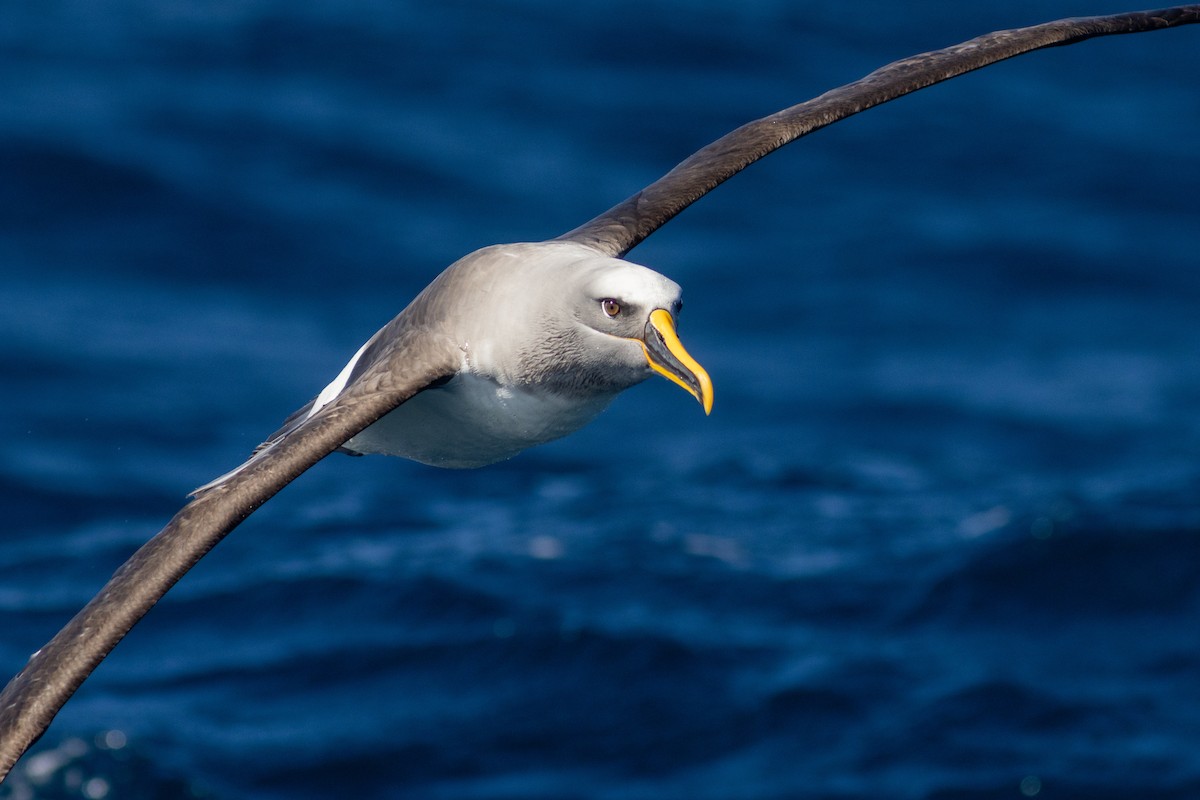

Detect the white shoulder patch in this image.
[307,337,374,420]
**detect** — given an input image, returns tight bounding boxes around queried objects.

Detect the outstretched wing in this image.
[0,326,458,776]
[557,6,1200,258]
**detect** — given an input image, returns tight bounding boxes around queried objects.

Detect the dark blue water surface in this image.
[3,2,1199,797]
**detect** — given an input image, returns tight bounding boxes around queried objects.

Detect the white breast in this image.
[343,373,616,468]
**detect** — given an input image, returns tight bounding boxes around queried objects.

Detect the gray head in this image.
[448,242,713,410]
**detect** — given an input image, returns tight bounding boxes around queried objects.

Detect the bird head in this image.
[561,251,713,413]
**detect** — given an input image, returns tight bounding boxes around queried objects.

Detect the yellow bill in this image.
[640,308,714,415]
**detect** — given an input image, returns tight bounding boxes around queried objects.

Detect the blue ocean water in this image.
[2,1,1199,797]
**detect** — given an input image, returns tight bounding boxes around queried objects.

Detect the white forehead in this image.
[576,256,682,306]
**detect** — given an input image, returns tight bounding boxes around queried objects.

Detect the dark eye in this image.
[601,298,621,318]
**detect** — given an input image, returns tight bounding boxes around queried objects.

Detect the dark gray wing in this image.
[557,5,1200,258]
[0,326,458,777]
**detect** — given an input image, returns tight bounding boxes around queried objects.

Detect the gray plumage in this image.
[192,240,704,488]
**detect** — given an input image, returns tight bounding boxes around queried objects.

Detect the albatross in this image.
[1,4,1197,778]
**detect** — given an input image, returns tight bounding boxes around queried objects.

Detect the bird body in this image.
[198,240,711,484]
[331,240,711,466]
